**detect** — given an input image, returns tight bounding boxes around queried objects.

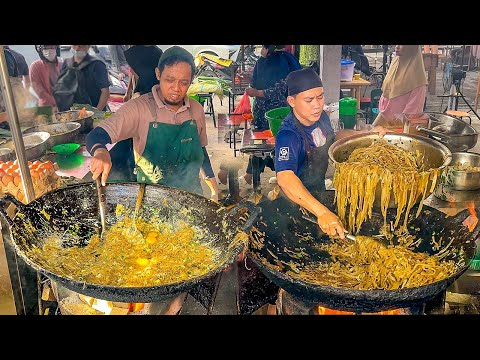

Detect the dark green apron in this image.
[293,114,334,192]
[134,93,204,195]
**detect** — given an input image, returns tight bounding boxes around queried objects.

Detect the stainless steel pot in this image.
[443,152,480,190]
[24,122,81,149]
[0,131,51,161]
[53,110,94,133]
[416,112,478,152]
[328,132,452,208]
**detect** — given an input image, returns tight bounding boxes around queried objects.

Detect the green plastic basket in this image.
[51,143,81,155]
[265,107,290,137]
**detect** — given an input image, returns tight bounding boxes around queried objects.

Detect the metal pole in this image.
[0,45,35,203]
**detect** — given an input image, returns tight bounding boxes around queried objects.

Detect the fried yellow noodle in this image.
[27,212,221,287]
[333,141,439,233]
[292,236,457,290]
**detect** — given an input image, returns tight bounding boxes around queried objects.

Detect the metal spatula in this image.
[96,178,107,241]
[126,183,146,238]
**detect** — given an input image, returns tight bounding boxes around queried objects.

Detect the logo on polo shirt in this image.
[278,147,289,161]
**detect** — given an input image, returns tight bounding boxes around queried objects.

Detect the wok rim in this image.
[426,111,479,137]
[246,247,473,300]
[5,182,245,298]
[328,132,453,169]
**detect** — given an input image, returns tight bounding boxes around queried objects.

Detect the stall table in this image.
[239,129,275,194]
[340,78,371,109]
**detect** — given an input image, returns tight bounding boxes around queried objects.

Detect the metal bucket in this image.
[416,112,478,152]
[0,131,51,161]
[24,122,81,149]
[53,110,94,133]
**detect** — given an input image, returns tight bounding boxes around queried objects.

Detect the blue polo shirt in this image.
[275,111,333,176]
[61,54,110,110]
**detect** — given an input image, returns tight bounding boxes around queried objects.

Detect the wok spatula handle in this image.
[301,215,356,241]
[96,178,107,236]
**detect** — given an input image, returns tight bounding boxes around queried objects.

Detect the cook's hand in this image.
[317,209,346,239]
[245,87,257,97]
[90,148,112,186]
[370,125,388,138]
[210,192,219,203]
[118,72,125,81]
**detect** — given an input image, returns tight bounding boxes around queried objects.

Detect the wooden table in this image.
[340,78,371,109]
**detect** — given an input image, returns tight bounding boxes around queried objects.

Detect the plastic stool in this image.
[446,110,472,125]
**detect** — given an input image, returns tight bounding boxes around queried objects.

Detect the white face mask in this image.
[42,49,57,61]
[72,50,87,59]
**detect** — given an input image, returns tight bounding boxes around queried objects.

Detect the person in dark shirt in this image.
[4,45,30,89]
[236,45,301,187]
[275,68,387,238]
[60,45,110,111]
[0,47,19,125]
[124,45,163,100]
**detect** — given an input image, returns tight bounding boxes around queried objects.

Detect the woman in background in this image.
[373,45,428,127]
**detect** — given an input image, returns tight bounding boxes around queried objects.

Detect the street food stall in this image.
[2,45,480,316]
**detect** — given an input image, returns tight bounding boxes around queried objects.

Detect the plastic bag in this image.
[233,91,252,114]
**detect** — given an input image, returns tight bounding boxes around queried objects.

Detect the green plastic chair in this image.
[369,88,382,123]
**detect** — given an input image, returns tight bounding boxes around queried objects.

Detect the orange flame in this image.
[463,201,478,232]
[315,306,401,315]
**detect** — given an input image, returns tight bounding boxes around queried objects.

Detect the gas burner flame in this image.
[463,201,478,232]
[315,306,401,315]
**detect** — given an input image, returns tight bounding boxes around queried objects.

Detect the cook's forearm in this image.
[277,170,329,217]
[86,127,112,155]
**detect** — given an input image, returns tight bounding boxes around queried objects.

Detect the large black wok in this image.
[0,182,258,303]
[247,191,478,313]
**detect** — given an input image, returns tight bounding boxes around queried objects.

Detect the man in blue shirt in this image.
[275,68,386,239]
[60,45,110,111]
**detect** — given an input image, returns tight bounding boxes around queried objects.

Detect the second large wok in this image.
[0,182,258,303]
[247,191,478,313]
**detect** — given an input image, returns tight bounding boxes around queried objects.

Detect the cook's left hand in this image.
[370,125,388,138]
[210,192,219,203]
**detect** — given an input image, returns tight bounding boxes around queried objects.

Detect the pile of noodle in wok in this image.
[333,141,439,234]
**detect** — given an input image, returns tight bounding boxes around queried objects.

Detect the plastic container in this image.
[339,97,357,129]
[265,107,290,137]
[51,143,81,155]
[340,59,355,82]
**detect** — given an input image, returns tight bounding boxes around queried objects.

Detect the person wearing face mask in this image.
[30,45,63,110]
[57,45,110,111]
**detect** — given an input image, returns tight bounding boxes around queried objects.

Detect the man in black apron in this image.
[273,68,387,314]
